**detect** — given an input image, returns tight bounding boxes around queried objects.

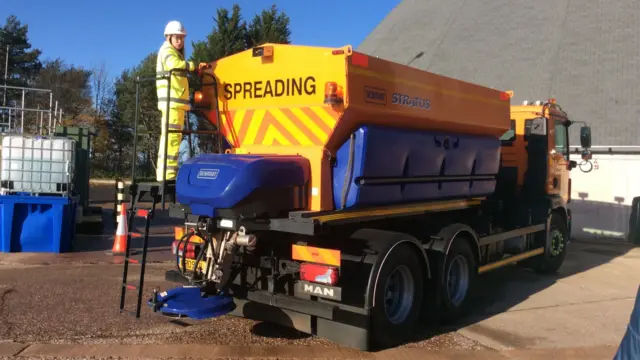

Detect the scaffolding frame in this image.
[0,84,63,135]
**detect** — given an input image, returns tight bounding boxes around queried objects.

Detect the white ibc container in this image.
[1,135,75,195]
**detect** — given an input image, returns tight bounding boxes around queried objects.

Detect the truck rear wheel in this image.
[371,243,424,348]
[438,238,477,321]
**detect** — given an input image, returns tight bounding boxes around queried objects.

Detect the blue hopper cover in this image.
[175,153,310,217]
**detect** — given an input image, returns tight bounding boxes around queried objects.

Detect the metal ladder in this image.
[118,183,160,318]
[117,68,222,318]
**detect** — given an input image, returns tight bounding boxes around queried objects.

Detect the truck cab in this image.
[500,98,591,205]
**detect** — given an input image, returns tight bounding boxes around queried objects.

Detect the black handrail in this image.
[130,68,219,209]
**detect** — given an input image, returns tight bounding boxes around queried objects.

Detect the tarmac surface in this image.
[0,182,637,359]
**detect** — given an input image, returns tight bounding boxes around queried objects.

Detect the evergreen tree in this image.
[245,5,291,48]
[188,3,291,154]
[35,59,93,124]
[0,15,42,91]
[191,4,248,64]
[112,53,159,178]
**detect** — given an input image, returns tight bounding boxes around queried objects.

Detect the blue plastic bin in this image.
[0,194,78,253]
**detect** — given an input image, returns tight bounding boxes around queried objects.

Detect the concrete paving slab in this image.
[501,345,617,359]
[0,341,27,357]
[456,240,639,351]
[10,343,618,359]
[459,298,634,350]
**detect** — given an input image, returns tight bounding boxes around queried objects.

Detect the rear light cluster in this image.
[171,240,201,259]
[300,263,339,286]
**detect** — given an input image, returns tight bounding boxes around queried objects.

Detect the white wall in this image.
[568,153,640,240]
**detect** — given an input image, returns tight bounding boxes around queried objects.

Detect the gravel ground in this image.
[0,181,486,356]
[0,260,483,351]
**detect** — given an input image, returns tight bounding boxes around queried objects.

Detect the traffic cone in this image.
[111,203,128,255]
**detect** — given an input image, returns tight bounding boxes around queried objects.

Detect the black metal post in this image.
[162,70,172,210]
[131,80,140,184]
[113,179,118,220]
[186,112,194,158]
[114,178,124,221]
[136,203,154,318]
[119,202,134,313]
[210,75,224,154]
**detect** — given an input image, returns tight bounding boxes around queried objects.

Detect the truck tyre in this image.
[531,212,568,274]
[438,238,477,321]
[371,243,424,349]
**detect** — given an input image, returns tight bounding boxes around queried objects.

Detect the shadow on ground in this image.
[387,238,637,349]
[250,322,312,340]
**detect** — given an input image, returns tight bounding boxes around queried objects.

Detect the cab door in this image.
[548,117,570,202]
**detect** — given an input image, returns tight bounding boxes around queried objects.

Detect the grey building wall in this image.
[358,0,640,147]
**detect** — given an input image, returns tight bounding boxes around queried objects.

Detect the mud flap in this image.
[147,286,236,320]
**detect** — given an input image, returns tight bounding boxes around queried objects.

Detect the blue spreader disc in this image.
[147,286,235,320]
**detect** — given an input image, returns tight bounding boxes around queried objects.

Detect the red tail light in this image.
[300,263,339,286]
[172,240,199,259]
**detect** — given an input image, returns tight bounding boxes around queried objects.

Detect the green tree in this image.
[190,4,291,64]
[0,15,42,90]
[190,4,248,65]
[0,14,42,127]
[245,5,291,48]
[93,93,133,178]
[189,3,291,154]
[111,52,160,179]
[35,59,93,124]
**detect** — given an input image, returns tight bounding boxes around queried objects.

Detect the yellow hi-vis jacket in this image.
[156,41,195,111]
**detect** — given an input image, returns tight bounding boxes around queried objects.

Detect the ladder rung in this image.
[123,283,138,290]
[136,209,150,218]
[125,257,143,265]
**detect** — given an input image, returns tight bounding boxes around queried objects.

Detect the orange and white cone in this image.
[111,203,128,255]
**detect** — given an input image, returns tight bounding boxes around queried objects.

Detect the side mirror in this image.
[580,126,592,149]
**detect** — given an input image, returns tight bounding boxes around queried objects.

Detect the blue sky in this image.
[1,0,399,81]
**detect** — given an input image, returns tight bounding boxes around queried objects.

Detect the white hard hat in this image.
[164,21,187,36]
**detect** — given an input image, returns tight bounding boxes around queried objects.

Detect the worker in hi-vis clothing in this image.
[155,20,208,182]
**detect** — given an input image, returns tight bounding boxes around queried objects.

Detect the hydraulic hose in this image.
[175,228,218,282]
[190,231,211,279]
[174,231,190,274]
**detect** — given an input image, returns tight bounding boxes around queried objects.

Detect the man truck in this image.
[126,44,592,351]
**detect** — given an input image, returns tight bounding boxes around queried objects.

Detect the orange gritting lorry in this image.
[140,44,592,350]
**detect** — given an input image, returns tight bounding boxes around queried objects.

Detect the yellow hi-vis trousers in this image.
[156,107,185,181]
